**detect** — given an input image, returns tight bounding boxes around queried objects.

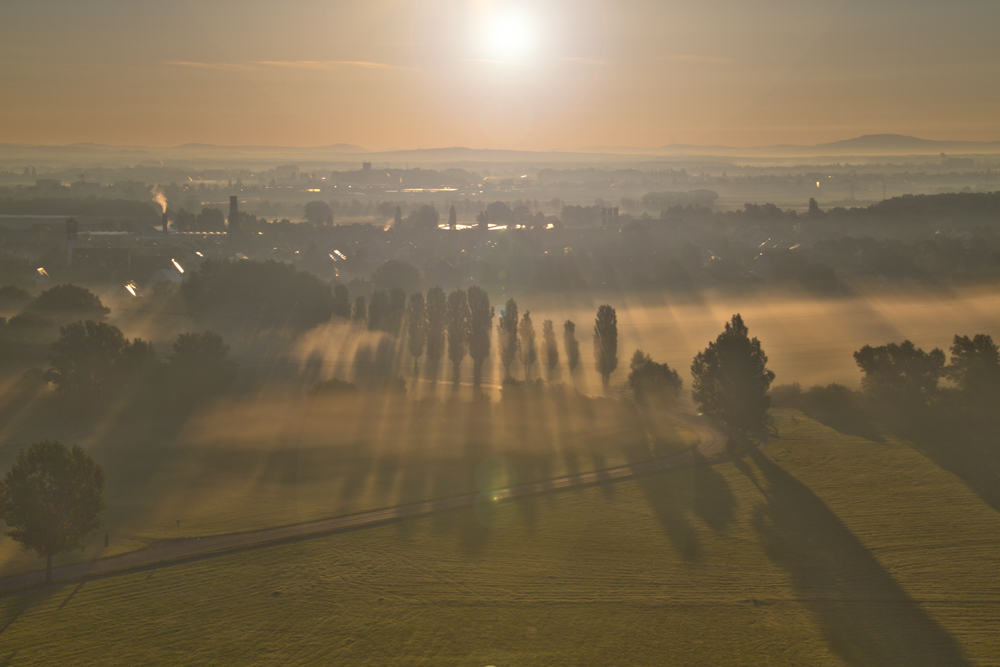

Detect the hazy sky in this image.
[1,0,997,149]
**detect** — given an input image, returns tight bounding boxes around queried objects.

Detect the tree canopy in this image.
[691,314,775,440]
[467,286,494,390]
[28,284,109,320]
[446,289,469,386]
[424,287,446,376]
[854,340,945,407]
[564,320,580,373]
[304,200,334,226]
[46,320,156,400]
[498,298,520,379]
[0,441,106,583]
[593,305,618,389]
[627,350,682,405]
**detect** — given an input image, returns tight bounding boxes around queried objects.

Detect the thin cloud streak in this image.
[167,60,410,72]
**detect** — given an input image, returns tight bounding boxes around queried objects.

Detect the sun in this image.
[482,6,537,61]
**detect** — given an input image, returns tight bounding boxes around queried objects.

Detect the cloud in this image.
[664,55,734,65]
[167,60,409,72]
[558,57,605,66]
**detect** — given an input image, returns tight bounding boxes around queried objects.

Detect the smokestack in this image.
[162,212,169,235]
[229,196,240,235]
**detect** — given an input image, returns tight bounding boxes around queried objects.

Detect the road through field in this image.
[0,411,737,594]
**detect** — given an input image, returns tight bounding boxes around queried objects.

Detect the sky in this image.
[1,0,997,150]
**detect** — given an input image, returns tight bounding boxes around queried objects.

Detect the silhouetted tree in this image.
[386,287,407,335]
[467,286,494,390]
[446,289,469,387]
[406,292,426,373]
[371,259,421,294]
[424,287,446,380]
[353,295,367,324]
[564,320,580,373]
[0,441,105,583]
[627,350,682,405]
[854,340,945,407]
[498,298,519,379]
[947,334,1000,415]
[46,320,156,400]
[519,310,538,380]
[542,319,559,380]
[448,205,457,230]
[332,284,351,319]
[167,330,237,398]
[408,205,440,231]
[593,305,618,390]
[28,284,109,320]
[691,314,775,440]
[304,200,334,226]
[367,290,388,332]
[393,206,402,229]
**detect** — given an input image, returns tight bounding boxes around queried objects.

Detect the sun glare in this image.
[483,6,537,61]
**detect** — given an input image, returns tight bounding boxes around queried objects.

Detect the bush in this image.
[627,350,682,405]
[769,383,803,408]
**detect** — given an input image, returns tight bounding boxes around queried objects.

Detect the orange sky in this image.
[1,0,997,150]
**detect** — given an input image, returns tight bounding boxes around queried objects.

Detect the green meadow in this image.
[1,409,997,666]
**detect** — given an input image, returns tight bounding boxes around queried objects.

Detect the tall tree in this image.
[593,305,618,389]
[47,320,156,399]
[446,289,469,387]
[406,292,426,373]
[386,287,407,335]
[424,287,447,380]
[467,286,494,390]
[854,340,945,407]
[0,441,106,583]
[352,295,367,324]
[519,310,538,381]
[564,320,580,373]
[498,298,520,379]
[448,205,458,231]
[168,330,237,399]
[947,334,1000,415]
[542,319,559,380]
[367,290,388,332]
[332,284,351,319]
[691,314,775,440]
[393,206,402,229]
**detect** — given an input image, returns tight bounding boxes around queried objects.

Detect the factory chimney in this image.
[162,212,169,235]
[228,196,240,235]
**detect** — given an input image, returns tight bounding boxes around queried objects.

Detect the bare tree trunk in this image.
[473,360,483,390]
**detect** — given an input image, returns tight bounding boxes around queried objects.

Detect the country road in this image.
[0,411,740,595]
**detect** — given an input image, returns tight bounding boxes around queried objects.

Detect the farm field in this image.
[0,393,696,576]
[1,409,997,666]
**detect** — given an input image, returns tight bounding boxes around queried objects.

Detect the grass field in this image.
[0,408,997,666]
[0,391,697,575]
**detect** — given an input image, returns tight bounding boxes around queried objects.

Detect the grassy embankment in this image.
[0,408,997,666]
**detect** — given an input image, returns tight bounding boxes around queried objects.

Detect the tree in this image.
[386,287,407,335]
[519,310,538,380]
[446,289,469,387]
[393,206,402,229]
[854,340,945,407]
[367,290,388,332]
[46,320,156,399]
[371,259,421,294]
[168,330,237,398]
[542,319,559,380]
[691,314,775,440]
[947,334,1000,414]
[448,205,457,230]
[28,284,109,320]
[564,320,580,373]
[304,200,334,226]
[332,284,351,320]
[352,295,367,324]
[406,292,426,373]
[498,298,520,379]
[407,205,440,231]
[0,441,106,583]
[424,287,446,380]
[593,305,618,389]
[627,350,682,405]
[467,286,494,390]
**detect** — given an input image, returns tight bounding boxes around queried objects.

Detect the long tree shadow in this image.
[631,467,702,562]
[887,413,1000,514]
[749,451,971,667]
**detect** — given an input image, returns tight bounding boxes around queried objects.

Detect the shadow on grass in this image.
[889,414,1000,514]
[749,451,971,667]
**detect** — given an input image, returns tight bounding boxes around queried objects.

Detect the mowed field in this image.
[0,393,696,575]
[1,409,997,666]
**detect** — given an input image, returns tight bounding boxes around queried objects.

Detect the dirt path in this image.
[0,411,739,595]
